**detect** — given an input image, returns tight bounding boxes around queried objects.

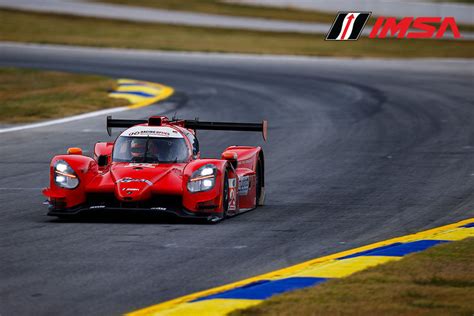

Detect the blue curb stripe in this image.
[109,91,156,98]
[192,277,328,301]
[461,223,474,228]
[339,240,450,259]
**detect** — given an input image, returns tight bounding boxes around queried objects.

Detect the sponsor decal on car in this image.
[238,176,250,196]
[150,207,167,211]
[122,126,183,138]
[90,205,106,209]
[129,130,170,137]
[117,177,153,185]
[228,178,237,211]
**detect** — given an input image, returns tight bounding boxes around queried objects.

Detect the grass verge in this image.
[429,0,474,3]
[0,68,128,123]
[97,0,474,32]
[1,9,473,58]
[232,238,474,316]
[96,0,337,24]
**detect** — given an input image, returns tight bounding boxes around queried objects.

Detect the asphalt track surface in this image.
[0,43,473,315]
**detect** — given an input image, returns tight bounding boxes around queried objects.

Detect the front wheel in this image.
[207,172,229,224]
[222,171,229,218]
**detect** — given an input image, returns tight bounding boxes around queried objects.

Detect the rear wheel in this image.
[255,159,264,206]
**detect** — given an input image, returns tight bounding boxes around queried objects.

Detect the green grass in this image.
[429,0,474,3]
[97,0,337,23]
[0,68,128,123]
[1,9,473,59]
[97,0,474,32]
[232,238,474,316]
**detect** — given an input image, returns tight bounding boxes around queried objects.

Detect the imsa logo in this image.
[326,12,371,41]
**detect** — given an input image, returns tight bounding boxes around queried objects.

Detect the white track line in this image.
[0,106,128,134]
[0,188,44,190]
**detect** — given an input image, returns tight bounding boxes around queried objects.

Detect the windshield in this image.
[112,136,190,163]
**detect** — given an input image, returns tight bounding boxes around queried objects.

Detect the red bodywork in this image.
[43,116,265,221]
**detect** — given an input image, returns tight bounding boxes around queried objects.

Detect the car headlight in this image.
[187,164,217,192]
[54,160,79,189]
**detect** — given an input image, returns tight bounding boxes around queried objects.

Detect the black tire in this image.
[222,171,229,218]
[255,159,263,206]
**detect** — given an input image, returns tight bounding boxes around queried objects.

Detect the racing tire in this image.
[222,170,230,218]
[256,159,265,206]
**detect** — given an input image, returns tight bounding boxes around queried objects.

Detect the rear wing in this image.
[183,120,267,141]
[106,116,268,141]
[106,117,147,136]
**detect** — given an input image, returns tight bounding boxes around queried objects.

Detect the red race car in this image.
[43,116,267,222]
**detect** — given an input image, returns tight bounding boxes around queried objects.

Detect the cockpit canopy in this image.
[113,136,189,163]
[112,125,191,163]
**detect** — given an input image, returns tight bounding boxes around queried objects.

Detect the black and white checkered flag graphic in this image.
[326,12,371,40]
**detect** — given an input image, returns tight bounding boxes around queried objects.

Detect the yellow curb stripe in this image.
[115,85,164,95]
[127,85,174,109]
[117,79,148,85]
[108,78,174,110]
[282,256,401,279]
[424,227,474,241]
[109,93,149,104]
[128,218,474,315]
[152,299,262,316]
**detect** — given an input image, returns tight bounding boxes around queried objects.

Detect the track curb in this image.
[0,78,174,134]
[109,78,174,110]
[128,217,474,315]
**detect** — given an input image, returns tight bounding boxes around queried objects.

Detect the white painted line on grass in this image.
[0,106,129,134]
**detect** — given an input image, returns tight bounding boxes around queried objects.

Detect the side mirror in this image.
[67,147,83,155]
[222,151,238,169]
[97,155,109,167]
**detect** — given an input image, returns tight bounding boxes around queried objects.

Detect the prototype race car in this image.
[43,115,267,222]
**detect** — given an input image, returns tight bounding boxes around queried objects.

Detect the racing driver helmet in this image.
[130,138,146,158]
